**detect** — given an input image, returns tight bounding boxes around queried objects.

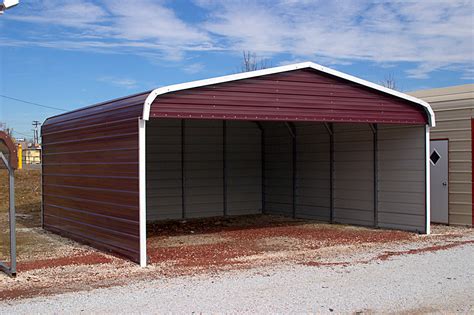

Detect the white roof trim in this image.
[143,61,435,126]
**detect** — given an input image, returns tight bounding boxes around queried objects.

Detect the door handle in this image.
[442,181,447,186]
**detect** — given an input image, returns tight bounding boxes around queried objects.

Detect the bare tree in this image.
[379,73,399,91]
[240,51,271,72]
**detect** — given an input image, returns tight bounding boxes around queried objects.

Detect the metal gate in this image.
[430,139,449,224]
[0,152,16,276]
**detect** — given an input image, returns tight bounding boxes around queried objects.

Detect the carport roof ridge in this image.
[44,61,435,127]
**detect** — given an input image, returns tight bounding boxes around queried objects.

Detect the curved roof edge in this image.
[0,131,18,170]
[143,61,435,126]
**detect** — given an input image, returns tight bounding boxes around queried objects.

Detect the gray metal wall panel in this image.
[226,121,262,215]
[333,124,374,226]
[264,122,293,215]
[378,124,425,232]
[184,120,224,218]
[146,119,182,221]
[295,123,331,220]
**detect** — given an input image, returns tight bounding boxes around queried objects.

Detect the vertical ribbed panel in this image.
[184,120,224,218]
[264,122,293,215]
[378,124,425,232]
[146,119,182,220]
[295,123,331,220]
[333,124,375,226]
[226,121,262,215]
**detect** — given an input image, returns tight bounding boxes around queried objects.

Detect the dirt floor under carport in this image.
[1,170,473,300]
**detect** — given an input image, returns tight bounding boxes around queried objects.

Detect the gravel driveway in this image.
[1,242,473,314]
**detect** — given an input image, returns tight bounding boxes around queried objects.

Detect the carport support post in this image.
[370,123,378,228]
[139,119,147,267]
[425,125,431,234]
[324,123,334,224]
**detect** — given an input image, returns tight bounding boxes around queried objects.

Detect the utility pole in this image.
[32,120,41,145]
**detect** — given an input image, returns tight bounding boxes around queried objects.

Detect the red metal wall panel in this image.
[41,92,148,262]
[150,69,428,124]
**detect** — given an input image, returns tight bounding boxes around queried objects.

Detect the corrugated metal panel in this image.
[410,85,473,226]
[333,124,374,226]
[146,119,262,220]
[378,125,425,232]
[264,122,293,215]
[295,122,330,220]
[41,93,147,262]
[151,69,428,125]
[146,119,182,221]
[184,120,224,218]
[226,121,262,215]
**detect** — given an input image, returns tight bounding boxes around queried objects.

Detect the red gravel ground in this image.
[17,253,114,272]
[1,215,472,301]
[147,215,416,271]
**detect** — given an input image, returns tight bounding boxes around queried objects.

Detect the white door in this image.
[430,140,449,224]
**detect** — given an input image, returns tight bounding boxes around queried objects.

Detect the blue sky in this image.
[0,0,473,139]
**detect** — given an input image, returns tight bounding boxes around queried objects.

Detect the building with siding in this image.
[41,62,435,265]
[410,84,474,226]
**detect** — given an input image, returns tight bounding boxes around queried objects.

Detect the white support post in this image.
[425,125,431,235]
[139,119,147,266]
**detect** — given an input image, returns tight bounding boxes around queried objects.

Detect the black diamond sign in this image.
[430,150,441,165]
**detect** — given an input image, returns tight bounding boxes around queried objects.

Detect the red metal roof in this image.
[150,69,429,125]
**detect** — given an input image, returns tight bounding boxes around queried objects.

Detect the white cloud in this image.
[97,76,138,89]
[3,0,474,79]
[5,0,212,60]
[197,0,474,79]
[183,63,205,74]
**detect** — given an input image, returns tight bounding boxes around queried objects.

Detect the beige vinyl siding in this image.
[333,124,374,226]
[263,122,293,216]
[226,121,262,215]
[411,84,473,226]
[146,119,182,221]
[295,122,331,220]
[377,125,426,232]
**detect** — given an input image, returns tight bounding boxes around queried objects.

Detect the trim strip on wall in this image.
[371,124,379,228]
[425,125,431,234]
[324,123,335,223]
[181,119,186,219]
[223,120,227,216]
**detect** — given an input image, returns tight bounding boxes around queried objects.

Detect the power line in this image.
[12,130,31,138]
[0,94,68,112]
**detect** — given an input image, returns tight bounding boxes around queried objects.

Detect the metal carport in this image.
[41,62,435,266]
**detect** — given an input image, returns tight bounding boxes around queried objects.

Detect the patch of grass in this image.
[0,169,41,227]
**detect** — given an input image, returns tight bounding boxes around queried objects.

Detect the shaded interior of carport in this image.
[146,68,431,234]
[41,63,433,266]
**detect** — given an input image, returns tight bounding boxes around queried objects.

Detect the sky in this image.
[0,0,473,139]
